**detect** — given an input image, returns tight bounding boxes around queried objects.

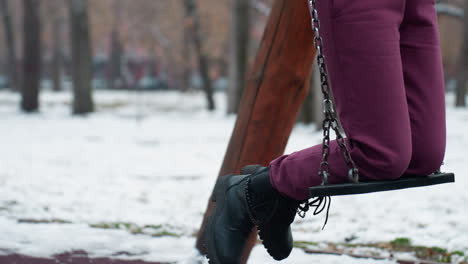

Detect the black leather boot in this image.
[204,165,300,264]
[245,166,300,260]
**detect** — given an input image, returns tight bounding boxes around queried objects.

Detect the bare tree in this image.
[183,0,216,111]
[109,0,125,90]
[69,0,94,114]
[21,0,41,112]
[227,0,251,114]
[298,88,316,125]
[109,30,124,89]
[51,5,65,92]
[0,0,19,91]
[311,63,324,126]
[181,24,192,91]
[298,63,322,127]
[456,0,468,107]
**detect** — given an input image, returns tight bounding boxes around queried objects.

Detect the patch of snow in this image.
[0,90,466,263]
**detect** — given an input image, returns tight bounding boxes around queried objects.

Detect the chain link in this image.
[307,0,360,184]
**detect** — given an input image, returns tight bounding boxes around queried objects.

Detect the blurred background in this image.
[0,0,275,115]
[0,0,467,264]
[0,0,467,114]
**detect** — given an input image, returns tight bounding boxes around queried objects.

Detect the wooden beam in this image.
[195,0,316,262]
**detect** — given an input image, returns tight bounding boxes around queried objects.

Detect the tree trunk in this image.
[227,0,251,114]
[311,61,324,128]
[69,0,94,114]
[21,0,41,112]
[51,15,64,92]
[299,59,323,127]
[298,89,314,124]
[0,0,19,92]
[456,1,468,107]
[181,25,192,92]
[195,1,316,262]
[298,67,315,124]
[183,0,216,111]
[109,0,125,90]
[109,29,124,89]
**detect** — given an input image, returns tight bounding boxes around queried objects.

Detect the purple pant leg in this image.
[269,0,446,201]
[401,0,447,176]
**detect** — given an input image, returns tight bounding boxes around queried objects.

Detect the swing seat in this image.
[309,172,455,197]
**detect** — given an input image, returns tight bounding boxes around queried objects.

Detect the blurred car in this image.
[92,78,108,90]
[0,75,10,89]
[214,77,228,91]
[138,76,169,90]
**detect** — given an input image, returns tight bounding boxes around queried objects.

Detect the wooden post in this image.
[196,0,316,262]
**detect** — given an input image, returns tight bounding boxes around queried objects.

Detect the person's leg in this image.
[400,0,446,176]
[270,0,411,200]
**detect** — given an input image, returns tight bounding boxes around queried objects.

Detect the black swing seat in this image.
[309,172,455,197]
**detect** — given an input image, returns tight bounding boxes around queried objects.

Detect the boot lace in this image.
[297,196,331,230]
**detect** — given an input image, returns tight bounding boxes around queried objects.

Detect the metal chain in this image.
[307,0,360,184]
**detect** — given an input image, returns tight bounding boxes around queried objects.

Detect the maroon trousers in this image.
[270,0,447,200]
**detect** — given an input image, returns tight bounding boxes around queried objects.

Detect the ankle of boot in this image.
[248,167,278,198]
[245,168,281,224]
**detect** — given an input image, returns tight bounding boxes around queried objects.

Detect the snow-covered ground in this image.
[0,90,466,263]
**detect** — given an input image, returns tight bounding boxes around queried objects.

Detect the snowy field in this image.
[0,90,467,263]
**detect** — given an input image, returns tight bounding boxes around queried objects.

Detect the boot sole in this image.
[258,225,290,260]
[204,174,234,264]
